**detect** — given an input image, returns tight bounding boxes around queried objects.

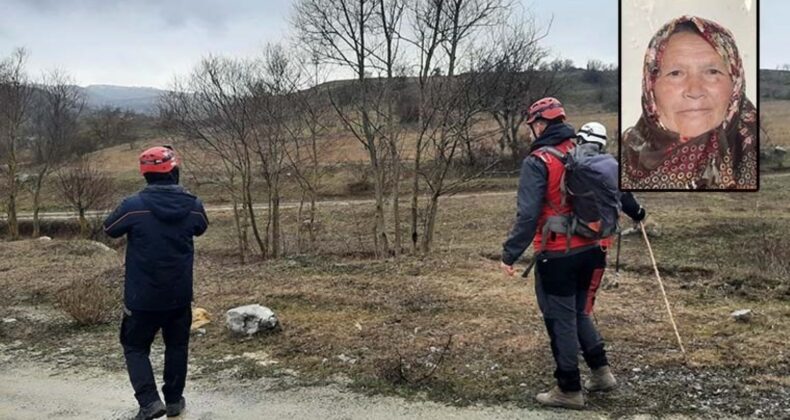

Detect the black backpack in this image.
[539,142,621,251]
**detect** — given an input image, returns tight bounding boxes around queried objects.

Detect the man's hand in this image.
[501,261,515,277]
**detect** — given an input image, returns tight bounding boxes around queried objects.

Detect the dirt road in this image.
[6,191,517,222]
[0,363,591,420]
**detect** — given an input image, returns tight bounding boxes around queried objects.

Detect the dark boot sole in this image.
[537,401,585,410]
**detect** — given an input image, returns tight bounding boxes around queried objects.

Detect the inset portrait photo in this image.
[620,0,758,191]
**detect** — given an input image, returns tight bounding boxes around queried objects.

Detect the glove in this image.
[632,207,646,222]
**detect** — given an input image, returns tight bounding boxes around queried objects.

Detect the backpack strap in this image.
[541,215,574,254]
[540,146,566,160]
[534,145,570,208]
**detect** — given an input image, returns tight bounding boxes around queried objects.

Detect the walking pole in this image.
[614,230,622,282]
[640,221,686,355]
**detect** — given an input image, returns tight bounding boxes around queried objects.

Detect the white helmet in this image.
[577,122,608,148]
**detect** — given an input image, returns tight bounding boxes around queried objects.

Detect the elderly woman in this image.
[621,15,757,190]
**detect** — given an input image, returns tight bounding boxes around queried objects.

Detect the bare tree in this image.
[404,0,446,253]
[441,0,508,77]
[30,69,85,237]
[248,44,302,258]
[55,159,114,238]
[294,0,392,257]
[160,56,264,261]
[287,54,332,252]
[86,106,135,150]
[473,12,561,165]
[402,0,508,252]
[0,48,34,240]
[373,0,407,256]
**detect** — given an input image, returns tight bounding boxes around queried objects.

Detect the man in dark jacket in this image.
[104,146,208,420]
[500,98,642,409]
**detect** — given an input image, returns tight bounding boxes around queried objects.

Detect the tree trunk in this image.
[32,190,41,238]
[411,85,426,254]
[309,191,317,247]
[78,208,88,238]
[271,181,281,258]
[297,191,305,253]
[465,137,476,166]
[420,193,440,253]
[410,158,419,253]
[232,200,246,264]
[391,156,401,258]
[363,109,389,257]
[244,173,266,259]
[265,190,273,258]
[32,166,48,238]
[240,198,250,255]
[388,98,401,257]
[6,158,19,240]
[373,158,389,257]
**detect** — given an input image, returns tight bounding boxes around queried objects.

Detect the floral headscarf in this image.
[621,15,757,190]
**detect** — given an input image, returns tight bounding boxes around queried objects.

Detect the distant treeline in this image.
[760,69,790,100]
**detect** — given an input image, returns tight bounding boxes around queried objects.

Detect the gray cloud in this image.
[7,0,287,31]
[0,0,620,87]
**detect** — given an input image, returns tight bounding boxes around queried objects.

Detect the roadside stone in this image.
[225,304,279,335]
[731,309,752,322]
[37,236,52,241]
[87,240,114,253]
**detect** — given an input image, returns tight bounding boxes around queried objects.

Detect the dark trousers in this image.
[120,306,192,406]
[535,247,608,392]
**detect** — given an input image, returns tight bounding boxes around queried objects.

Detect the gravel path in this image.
[0,363,593,420]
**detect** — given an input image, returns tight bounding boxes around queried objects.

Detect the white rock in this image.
[731,309,752,322]
[2,318,17,323]
[89,241,113,253]
[37,236,52,241]
[337,354,357,364]
[225,304,279,335]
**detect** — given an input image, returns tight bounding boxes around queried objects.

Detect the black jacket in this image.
[103,182,208,311]
[502,122,577,265]
[620,192,645,221]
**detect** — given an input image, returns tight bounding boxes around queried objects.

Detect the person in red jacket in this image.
[500,97,609,409]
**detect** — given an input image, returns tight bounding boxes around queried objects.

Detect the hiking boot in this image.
[584,366,617,392]
[535,386,585,409]
[133,399,166,420]
[166,396,186,417]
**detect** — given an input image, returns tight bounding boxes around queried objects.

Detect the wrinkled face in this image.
[654,32,733,138]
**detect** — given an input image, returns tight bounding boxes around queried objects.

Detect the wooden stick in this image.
[640,222,686,354]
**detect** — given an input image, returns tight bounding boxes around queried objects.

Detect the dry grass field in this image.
[762,101,790,148]
[1,171,788,418]
[3,100,790,417]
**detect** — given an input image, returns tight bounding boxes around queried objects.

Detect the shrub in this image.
[56,268,122,325]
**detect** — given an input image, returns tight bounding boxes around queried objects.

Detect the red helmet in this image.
[525,97,566,124]
[139,146,178,175]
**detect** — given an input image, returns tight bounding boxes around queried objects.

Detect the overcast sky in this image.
[760,0,789,70]
[0,0,618,88]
